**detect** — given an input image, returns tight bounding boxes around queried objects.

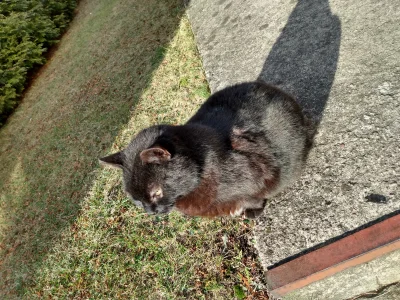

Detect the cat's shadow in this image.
[258,0,341,123]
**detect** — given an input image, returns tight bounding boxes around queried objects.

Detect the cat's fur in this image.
[100,81,313,218]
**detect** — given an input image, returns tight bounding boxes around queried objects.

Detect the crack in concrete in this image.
[348,281,400,300]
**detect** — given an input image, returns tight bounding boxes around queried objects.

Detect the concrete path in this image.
[187,0,399,270]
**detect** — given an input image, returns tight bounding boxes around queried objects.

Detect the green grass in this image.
[0,0,267,298]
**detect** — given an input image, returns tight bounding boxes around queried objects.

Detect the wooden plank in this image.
[266,214,400,293]
[270,239,400,297]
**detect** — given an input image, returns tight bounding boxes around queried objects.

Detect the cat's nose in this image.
[145,204,170,214]
[148,204,165,214]
[144,204,156,214]
[154,205,172,214]
[154,206,164,214]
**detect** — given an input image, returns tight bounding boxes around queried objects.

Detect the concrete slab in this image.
[187,0,400,268]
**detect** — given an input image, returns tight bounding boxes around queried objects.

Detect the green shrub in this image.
[0,0,77,126]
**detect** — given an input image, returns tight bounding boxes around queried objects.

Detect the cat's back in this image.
[250,82,312,185]
[189,81,312,185]
[187,82,271,137]
[188,82,258,124]
[188,81,306,133]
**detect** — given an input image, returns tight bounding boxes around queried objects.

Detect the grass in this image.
[0,0,268,298]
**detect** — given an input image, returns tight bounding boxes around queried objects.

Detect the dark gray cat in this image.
[100,81,313,218]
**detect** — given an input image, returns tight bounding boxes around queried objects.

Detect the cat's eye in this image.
[154,189,162,196]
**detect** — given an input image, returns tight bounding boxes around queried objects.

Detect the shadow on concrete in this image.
[258,0,341,121]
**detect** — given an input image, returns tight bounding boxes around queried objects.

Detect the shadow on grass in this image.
[258,0,341,122]
[0,0,189,296]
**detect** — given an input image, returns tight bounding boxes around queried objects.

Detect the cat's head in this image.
[99,125,201,214]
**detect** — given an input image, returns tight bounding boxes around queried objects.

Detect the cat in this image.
[100,81,313,218]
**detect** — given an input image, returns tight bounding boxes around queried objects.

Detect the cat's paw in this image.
[244,208,264,219]
[231,127,255,150]
[230,206,244,217]
[232,127,246,136]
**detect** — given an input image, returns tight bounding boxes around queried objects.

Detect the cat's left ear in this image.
[99,151,124,169]
[140,147,171,164]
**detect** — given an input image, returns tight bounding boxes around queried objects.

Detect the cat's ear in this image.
[99,151,124,169]
[140,147,171,164]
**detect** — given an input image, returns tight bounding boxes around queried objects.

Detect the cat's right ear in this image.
[99,152,124,169]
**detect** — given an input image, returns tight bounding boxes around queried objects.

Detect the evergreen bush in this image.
[0,0,77,125]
